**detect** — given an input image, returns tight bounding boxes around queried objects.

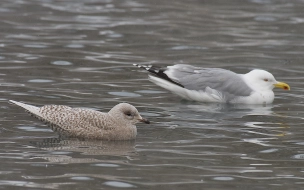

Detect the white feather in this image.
[148,75,225,102]
[9,100,42,117]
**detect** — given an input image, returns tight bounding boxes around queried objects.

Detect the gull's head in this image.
[245,69,290,91]
[109,103,150,125]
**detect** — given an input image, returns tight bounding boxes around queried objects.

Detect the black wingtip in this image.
[133,64,184,88]
[133,64,153,71]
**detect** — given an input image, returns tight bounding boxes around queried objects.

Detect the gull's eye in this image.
[264,79,268,82]
[125,112,133,117]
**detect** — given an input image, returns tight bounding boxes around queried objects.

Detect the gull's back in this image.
[39,105,113,137]
[148,64,253,102]
[165,65,253,97]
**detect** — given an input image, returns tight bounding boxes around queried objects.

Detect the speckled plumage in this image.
[9,100,149,140]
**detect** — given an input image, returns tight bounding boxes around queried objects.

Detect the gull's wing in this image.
[9,100,109,136]
[134,64,253,101]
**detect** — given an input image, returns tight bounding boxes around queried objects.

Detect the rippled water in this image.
[1,0,304,189]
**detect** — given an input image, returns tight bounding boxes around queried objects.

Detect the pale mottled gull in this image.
[9,100,149,140]
[133,64,290,104]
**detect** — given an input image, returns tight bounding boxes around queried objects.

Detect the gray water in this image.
[1,0,304,189]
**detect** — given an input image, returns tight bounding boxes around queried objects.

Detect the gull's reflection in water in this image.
[30,138,136,164]
[161,102,289,141]
[166,101,275,121]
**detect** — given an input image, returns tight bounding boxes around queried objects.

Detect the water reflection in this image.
[149,102,291,152]
[30,138,136,158]
[165,102,274,120]
[0,180,74,189]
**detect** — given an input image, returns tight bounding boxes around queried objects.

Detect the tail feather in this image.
[133,64,184,87]
[9,100,43,118]
[9,100,68,134]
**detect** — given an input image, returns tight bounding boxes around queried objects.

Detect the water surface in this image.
[1,0,304,189]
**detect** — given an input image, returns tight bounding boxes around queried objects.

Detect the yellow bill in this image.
[274,81,290,90]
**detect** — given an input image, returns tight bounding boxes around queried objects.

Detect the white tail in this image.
[9,100,42,118]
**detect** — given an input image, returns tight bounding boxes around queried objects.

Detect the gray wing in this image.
[165,64,253,100]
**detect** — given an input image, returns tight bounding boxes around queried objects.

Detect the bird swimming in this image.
[10,100,149,140]
[133,64,290,104]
